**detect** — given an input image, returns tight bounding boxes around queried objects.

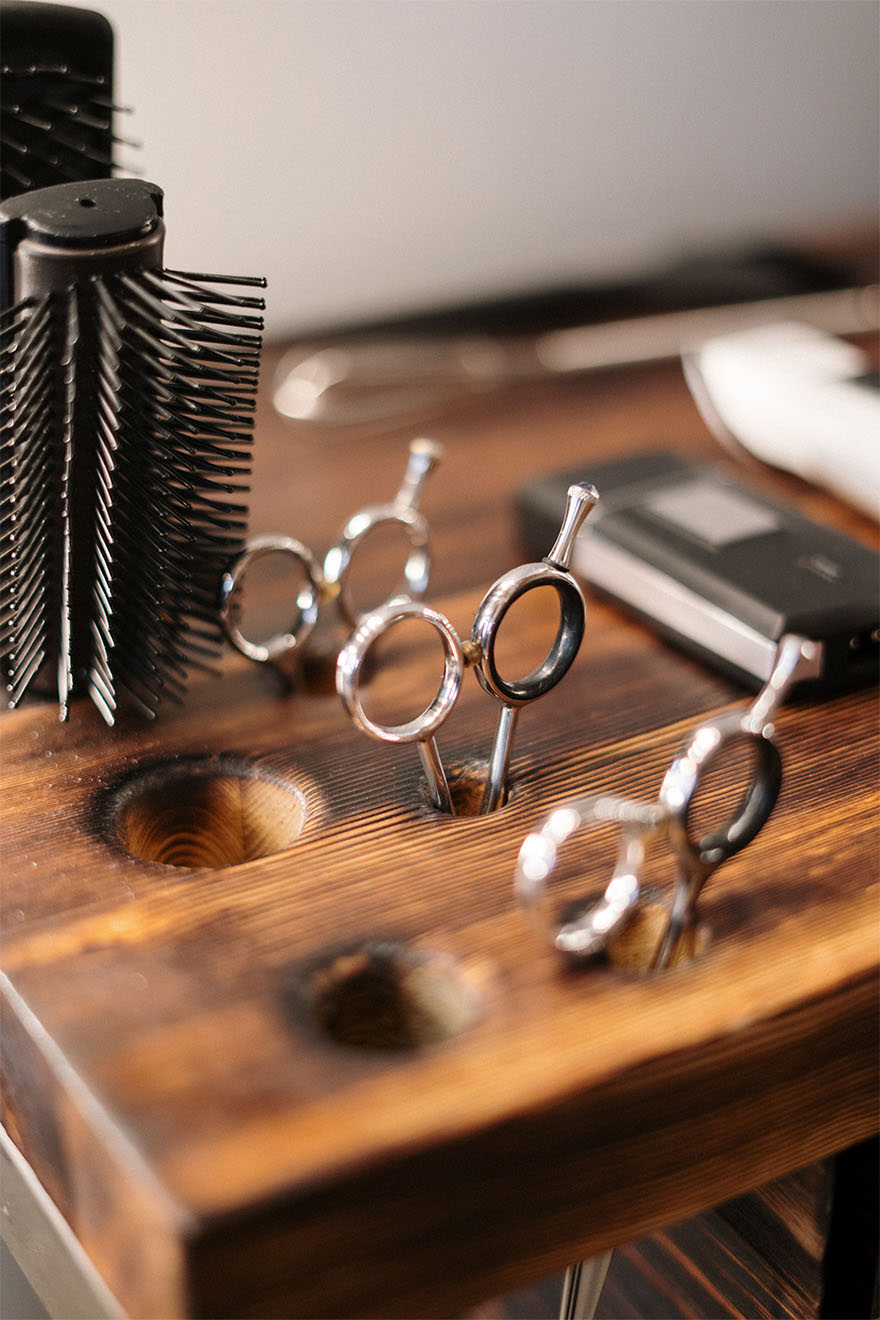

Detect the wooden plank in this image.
[2,354,878,1317]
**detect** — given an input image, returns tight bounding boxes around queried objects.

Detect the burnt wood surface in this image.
[1,333,878,1318]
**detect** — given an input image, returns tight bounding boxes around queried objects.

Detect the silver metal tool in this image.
[273,286,878,430]
[516,632,819,962]
[336,482,598,813]
[650,631,820,969]
[558,1255,615,1320]
[218,437,442,670]
[514,632,820,1320]
[336,599,464,813]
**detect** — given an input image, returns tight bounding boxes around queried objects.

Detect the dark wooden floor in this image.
[470,1139,879,1320]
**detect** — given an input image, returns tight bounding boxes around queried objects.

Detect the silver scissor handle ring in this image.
[471,562,586,705]
[219,535,323,664]
[336,600,463,744]
[324,504,431,630]
[515,795,664,957]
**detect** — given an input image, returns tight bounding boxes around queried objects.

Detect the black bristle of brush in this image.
[0,177,266,723]
[1,1,127,200]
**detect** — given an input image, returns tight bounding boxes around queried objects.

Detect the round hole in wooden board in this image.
[305,940,485,1052]
[604,899,709,974]
[107,756,307,869]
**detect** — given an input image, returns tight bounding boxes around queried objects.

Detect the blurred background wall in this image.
[54,0,880,341]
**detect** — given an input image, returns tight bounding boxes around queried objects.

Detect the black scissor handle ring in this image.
[470,563,586,705]
[660,713,782,869]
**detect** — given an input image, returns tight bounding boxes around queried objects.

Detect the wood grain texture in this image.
[1,343,878,1318]
[472,1144,878,1320]
[473,1165,832,1320]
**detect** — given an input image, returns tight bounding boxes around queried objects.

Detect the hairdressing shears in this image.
[515,631,821,969]
[218,438,442,671]
[336,481,599,814]
[516,631,820,1320]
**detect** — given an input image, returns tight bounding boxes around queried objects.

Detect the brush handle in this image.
[1,178,165,304]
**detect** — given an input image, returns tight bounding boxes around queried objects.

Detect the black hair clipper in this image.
[0,177,266,722]
[516,452,879,695]
[1,1,129,200]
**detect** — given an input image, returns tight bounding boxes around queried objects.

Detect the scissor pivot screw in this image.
[462,640,483,667]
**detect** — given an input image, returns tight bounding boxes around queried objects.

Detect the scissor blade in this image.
[481,704,520,814]
[418,736,455,815]
[559,1251,614,1320]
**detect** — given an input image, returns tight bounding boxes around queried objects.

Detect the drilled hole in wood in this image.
[605,900,709,974]
[550,827,706,974]
[422,762,514,816]
[309,942,482,1051]
[110,758,306,869]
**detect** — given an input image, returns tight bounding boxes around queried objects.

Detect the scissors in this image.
[218,437,442,672]
[336,481,599,814]
[515,632,821,970]
[515,631,820,1320]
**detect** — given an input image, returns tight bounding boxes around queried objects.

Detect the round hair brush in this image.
[1,1,132,201]
[0,177,266,723]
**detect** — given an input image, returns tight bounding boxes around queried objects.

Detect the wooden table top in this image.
[2,330,878,1318]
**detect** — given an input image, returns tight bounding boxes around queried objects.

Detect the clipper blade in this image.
[1,1,129,200]
[0,177,266,723]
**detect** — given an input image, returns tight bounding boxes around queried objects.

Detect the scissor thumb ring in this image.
[658,634,815,877]
[336,601,465,745]
[471,481,597,706]
[515,795,668,958]
[323,437,444,630]
[336,600,464,813]
[470,560,587,707]
[219,535,324,664]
